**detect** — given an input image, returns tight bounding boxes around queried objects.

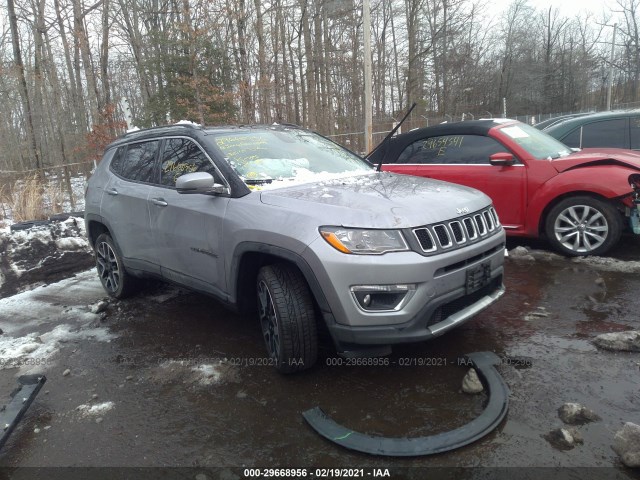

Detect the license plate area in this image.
[466,262,491,294]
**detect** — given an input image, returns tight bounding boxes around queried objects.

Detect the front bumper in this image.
[303,228,506,352]
[328,277,504,349]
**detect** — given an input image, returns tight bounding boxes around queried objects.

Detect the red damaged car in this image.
[370,119,640,256]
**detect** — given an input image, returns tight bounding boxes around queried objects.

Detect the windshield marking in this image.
[212,130,373,190]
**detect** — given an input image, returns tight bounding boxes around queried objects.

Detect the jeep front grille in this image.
[450,221,465,243]
[413,206,501,255]
[463,217,477,240]
[414,228,436,252]
[474,214,487,235]
[483,210,494,230]
[433,225,452,248]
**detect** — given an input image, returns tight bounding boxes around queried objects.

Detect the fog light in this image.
[363,294,371,307]
[351,284,417,312]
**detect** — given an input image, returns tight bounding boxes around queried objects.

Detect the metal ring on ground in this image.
[302,351,509,457]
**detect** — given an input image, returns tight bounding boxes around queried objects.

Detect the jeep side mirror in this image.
[176,172,229,195]
[489,152,516,166]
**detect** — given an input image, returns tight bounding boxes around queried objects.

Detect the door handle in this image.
[151,198,168,207]
[106,188,118,196]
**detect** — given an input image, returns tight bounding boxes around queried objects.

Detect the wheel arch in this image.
[86,215,137,275]
[230,242,332,316]
[527,166,634,236]
[86,214,111,248]
[536,190,621,237]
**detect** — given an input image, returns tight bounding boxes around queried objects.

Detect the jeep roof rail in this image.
[121,122,201,138]
[228,123,304,130]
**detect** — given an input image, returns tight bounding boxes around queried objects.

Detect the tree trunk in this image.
[300,3,316,128]
[101,0,112,108]
[73,0,101,125]
[254,0,270,123]
[7,0,42,171]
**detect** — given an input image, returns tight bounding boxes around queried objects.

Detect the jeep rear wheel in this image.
[545,196,622,257]
[256,264,318,373]
[95,233,139,298]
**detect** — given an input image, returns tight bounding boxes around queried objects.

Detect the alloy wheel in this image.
[96,241,121,293]
[257,280,280,360]
[553,204,609,253]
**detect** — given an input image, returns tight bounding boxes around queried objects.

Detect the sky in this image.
[501,0,617,19]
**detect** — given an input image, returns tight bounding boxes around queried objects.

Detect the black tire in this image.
[256,264,318,373]
[545,196,622,257]
[94,233,139,298]
[50,211,84,222]
[10,220,52,232]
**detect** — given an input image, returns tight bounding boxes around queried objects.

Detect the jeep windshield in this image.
[209,128,374,189]
[498,123,572,160]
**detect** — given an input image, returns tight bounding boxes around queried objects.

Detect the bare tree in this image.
[7,0,41,170]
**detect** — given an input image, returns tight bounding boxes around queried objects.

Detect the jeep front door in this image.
[148,137,230,297]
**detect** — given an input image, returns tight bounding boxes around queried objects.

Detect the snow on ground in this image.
[192,363,224,385]
[76,401,115,417]
[0,270,102,333]
[509,245,640,272]
[150,359,240,386]
[0,270,111,374]
[571,255,640,274]
[0,216,93,297]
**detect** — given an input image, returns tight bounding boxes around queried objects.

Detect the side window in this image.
[396,135,510,164]
[582,119,628,149]
[112,141,160,183]
[630,117,640,150]
[561,128,581,148]
[109,146,126,175]
[160,138,222,187]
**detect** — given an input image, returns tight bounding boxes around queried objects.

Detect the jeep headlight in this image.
[319,227,409,254]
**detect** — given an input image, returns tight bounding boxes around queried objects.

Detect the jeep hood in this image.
[550,148,640,173]
[259,172,491,229]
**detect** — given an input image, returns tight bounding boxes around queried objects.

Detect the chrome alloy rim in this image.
[257,280,280,360]
[553,205,608,253]
[96,241,121,293]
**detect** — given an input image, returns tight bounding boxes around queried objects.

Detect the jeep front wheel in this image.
[256,264,318,373]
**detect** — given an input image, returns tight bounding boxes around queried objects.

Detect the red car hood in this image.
[550,148,640,173]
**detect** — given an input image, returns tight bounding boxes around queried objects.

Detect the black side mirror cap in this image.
[489,153,516,166]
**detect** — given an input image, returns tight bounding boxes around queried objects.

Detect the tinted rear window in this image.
[582,119,627,149]
[111,140,160,183]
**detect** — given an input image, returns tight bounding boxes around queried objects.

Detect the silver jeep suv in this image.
[85,124,505,372]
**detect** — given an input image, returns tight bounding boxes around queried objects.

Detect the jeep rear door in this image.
[102,140,160,274]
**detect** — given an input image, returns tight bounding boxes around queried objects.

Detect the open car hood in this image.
[551,148,640,173]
